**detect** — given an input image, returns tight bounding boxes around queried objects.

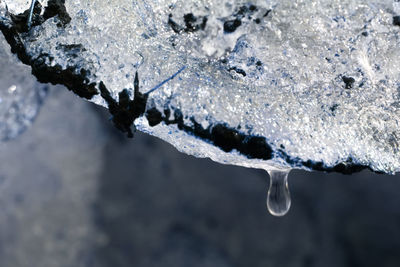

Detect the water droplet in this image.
[266,168,291,216]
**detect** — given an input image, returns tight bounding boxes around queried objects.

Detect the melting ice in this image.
[1,0,400,215]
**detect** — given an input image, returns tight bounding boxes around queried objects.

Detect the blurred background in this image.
[0,84,400,267]
[1,35,400,267]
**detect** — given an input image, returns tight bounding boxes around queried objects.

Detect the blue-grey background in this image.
[0,87,399,267]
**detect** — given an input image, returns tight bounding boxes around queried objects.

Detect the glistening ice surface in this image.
[1,0,400,173]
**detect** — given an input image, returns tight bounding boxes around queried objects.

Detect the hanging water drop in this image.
[266,168,291,216]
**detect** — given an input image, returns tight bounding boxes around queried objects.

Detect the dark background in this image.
[0,87,399,267]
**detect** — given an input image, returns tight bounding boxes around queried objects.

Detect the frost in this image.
[1,0,400,173]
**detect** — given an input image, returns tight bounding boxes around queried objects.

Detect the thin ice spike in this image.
[27,0,37,29]
[146,66,186,95]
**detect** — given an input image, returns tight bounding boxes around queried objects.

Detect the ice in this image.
[0,32,47,141]
[0,0,399,173]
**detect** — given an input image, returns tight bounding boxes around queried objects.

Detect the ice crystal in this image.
[1,0,399,173]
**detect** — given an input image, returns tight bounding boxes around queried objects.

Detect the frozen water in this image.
[0,0,399,173]
[0,32,47,141]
